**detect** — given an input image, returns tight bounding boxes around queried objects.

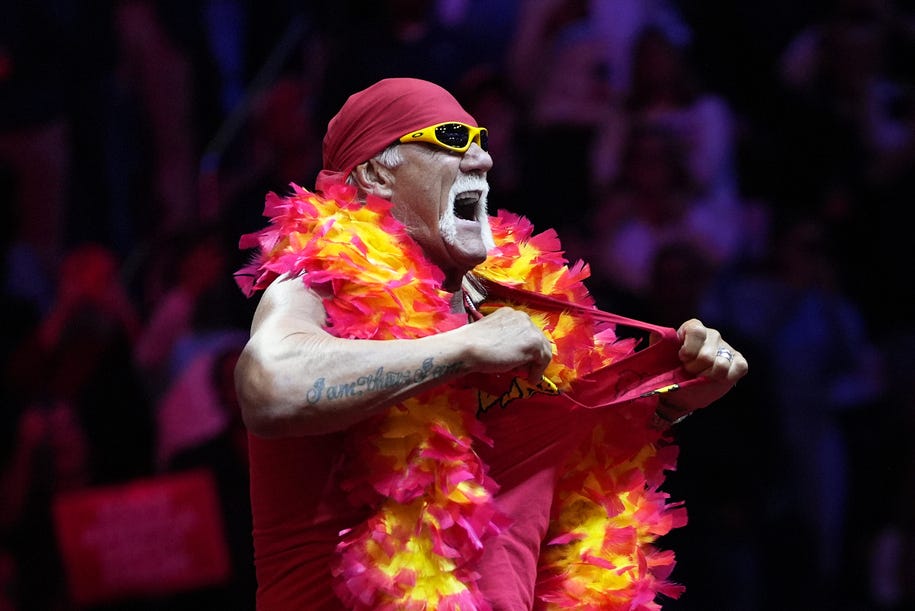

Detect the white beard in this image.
[439,173,494,251]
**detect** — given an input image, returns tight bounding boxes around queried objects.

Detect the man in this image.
[234,77,747,610]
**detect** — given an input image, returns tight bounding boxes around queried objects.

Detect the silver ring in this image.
[716,347,734,362]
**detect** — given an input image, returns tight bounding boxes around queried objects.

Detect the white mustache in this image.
[440,174,494,250]
[450,174,489,194]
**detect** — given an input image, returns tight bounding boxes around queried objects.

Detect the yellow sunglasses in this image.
[398,122,489,153]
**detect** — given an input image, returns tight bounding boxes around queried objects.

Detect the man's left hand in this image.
[656,318,749,422]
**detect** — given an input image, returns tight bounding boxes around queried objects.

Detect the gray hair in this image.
[375,144,404,169]
[346,144,404,188]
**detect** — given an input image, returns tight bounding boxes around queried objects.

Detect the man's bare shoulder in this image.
[254,274,327,329]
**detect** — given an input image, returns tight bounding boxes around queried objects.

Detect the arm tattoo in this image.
[305,357,465,404]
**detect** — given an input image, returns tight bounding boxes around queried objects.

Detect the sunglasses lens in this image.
[478,129,488,152]
[434,123,470,148]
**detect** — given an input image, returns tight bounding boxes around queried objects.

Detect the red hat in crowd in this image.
[315,78,477,192]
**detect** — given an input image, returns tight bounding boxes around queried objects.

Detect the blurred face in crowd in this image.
[385,141,493,290]
[635,30,681,90]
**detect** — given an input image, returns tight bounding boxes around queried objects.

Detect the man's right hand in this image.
[461,307,553,384]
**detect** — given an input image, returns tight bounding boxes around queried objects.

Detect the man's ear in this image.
[351,159,395,199]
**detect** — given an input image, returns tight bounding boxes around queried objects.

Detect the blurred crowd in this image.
[1,0,914,609]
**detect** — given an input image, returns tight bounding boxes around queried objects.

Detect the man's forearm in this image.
[236,330,473,437]
[302,357,466,405]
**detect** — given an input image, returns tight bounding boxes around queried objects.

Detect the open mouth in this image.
[453,192,481,221]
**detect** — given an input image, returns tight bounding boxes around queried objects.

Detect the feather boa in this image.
[237,183,686,609]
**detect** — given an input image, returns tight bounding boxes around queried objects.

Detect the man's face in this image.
[387,142,494,290]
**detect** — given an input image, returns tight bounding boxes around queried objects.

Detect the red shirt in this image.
[246,392,598,610]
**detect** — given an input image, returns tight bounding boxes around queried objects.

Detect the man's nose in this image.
[460,143,493,174]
